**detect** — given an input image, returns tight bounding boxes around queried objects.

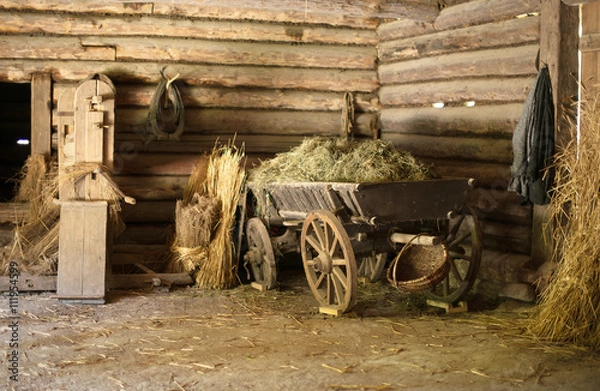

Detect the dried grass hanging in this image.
[527,87,600,351]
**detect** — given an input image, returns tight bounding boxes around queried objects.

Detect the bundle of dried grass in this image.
[195,146,246,289]
[4,160,132,276]
[169,194,221,273]
[528,88,600,350]
[248,137,433,189]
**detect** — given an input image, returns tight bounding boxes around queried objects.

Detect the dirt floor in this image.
[1,261,599,391]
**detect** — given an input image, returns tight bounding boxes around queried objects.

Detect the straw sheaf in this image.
[528,88,600,350]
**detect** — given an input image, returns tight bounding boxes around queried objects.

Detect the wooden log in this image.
[434,0,542,31]
[114,223,171,245]
[115,134,305,155]
[116,153,200,176]
[121,200,176,223]
[379,78,534,106]
[30,72,52,157]
[0,60,379,91]
[467,188,532,225]
[377,19,435,42]
[0,0,438,28]
[107,273,193,289]
[0,36,115,61]
[480,220,532,254]
[0,11,378,46]
[383,133,513,164]
[0,273,56,292]
[379,104,522,138]
[378,44,539,85]
[0,202,29,224]
[378,16,540,63]
[115,108,377,138]
[121,86,379,113]
[422,158,510,188]
[114,175,188,201]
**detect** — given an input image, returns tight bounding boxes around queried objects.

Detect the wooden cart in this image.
[243,178,481,313]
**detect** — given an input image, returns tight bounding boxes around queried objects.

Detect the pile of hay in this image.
[248,137,433,187]
[3,157,131,276]
[528,88,600,350]
[169,145,246,289]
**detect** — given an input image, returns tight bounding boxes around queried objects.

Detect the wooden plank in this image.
[379,104,522,138]
[0,11,378,46]
[377,19,435,42]
[114,175,188,201]
[379,78,534,106]
[382,133,513,164]
[435,0,542,31]
[422,158,511,188]
[114,223,171,245]
[378,45,539,85]
[467,189,533,225]
[107,273,193,289]
[378,16,540,63]
[0,273,56,292]
[121,200,175,223]
[0,60,379,91]
[30,72,52,157]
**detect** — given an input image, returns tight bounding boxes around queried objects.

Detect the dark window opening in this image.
[0,82,31,202]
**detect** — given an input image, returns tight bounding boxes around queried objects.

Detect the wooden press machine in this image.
[55,74,119,304]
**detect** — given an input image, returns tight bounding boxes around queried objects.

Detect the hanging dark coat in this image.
[508,65,555,205]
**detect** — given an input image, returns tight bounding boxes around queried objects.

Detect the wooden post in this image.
[30,72,52,157]
[531,0,579,267]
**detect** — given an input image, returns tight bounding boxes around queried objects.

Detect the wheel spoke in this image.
[305,234,322,253]
[331,271,344,304]
[329,236,339,257]
[311,220,326,250]
[314,271,325,290]
[447,215,465,242]
[449,251,471,261]
[449,259,464,283]
[448,230,471,250]
[332,266,348,291]
[332,257,347,266]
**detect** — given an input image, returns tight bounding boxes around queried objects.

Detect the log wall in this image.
[377,0,542,254]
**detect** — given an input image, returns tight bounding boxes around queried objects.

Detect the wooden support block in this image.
[426,300,468,314]
[250,282,268,292]
[319,307,343,317]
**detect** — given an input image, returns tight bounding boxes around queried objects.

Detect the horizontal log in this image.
[480,219,531,254]
[115,223,171,245]
[0,0,438,28]
[379,78,534,106]
[435,0,541,31]
[115,108,377,138]
[0,273,56,292]
[378,16,539,63]
[108,273,193,289]
[383,133,513,164]
[0,60,378,91]
[0,11,377,46]
[0,35,375,70]
[377,19,435,42]
[479,249,531,284]
[114,175,188,201]
[0,202,28,224]
[378,44,539,85]
[116,153,200,176]
[121,200,176,223]
[0,36,115,61]
[423,158,510,188]
[100,84,378,113]
[115,134,305,155]
[467,188,532,224]
[563,0,597,5]
[379,104,522,138]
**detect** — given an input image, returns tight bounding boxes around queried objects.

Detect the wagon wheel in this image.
[244,217,277,289]
[426,207,482,304]
[301,210,358,313]
[357,253,387,282]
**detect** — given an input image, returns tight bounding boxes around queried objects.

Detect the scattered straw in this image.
[527,87,600,351]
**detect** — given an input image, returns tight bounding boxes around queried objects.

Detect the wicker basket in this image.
[387,235,450,293]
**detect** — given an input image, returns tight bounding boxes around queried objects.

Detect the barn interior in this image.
[0,1,598,390]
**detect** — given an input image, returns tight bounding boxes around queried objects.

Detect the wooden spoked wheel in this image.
[301,210,358,313]
[426,207,482,304]
[357,253,387,282]
[244,217,277,289]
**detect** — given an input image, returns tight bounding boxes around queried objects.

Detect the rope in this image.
[146,69,185,141]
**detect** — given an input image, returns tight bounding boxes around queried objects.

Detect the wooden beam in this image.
[530,0,579,268]
[562,0,596,5]
[30,72,52,157]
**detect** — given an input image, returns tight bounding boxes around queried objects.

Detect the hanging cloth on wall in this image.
[507,65,555,205]
[146,69,185,141]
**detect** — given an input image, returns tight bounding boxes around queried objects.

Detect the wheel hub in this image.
[313,252,332,274]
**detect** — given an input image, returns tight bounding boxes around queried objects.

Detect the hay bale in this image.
[528,87,600,350]
[248,137,433,188]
